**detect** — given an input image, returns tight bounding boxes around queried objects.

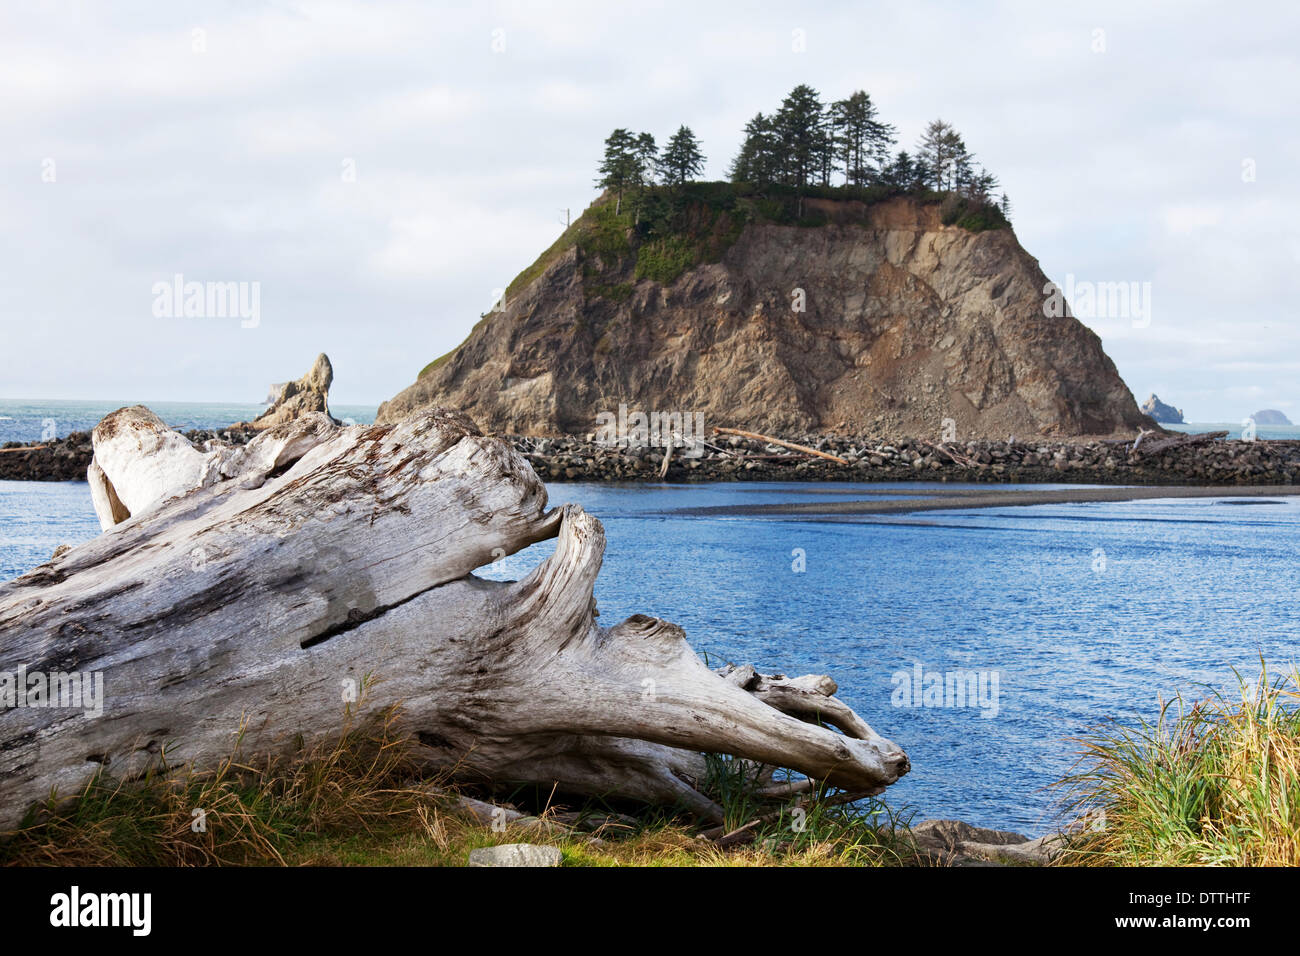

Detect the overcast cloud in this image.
[2,0,1297,420]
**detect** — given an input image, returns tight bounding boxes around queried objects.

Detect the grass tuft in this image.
[2,711,920,867]
[1,707,447,866]
[1056,664,1300,866]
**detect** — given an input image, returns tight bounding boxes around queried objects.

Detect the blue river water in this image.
[4,475,1297,834]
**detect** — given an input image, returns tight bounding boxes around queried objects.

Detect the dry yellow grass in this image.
[1,706,918,868]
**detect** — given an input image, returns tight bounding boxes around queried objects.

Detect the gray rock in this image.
[237,353,339,431]
[467,843,563,867]
[1252,408,1293,426]
[1141,393,1184,424]
[909,818,1065,866]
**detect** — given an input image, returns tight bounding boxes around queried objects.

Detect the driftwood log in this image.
[0,406,908,830]
[712,427,850,465]
[1131,430,1229,457]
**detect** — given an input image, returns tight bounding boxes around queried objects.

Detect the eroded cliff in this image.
[379,192,1149,439]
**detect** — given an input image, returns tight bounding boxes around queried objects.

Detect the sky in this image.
[1,0,1297,421]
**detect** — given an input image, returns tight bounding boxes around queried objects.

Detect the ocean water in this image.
[0,399,377,445]
[480,482,1300,833]
[0,481,104,580]
[3,478,1298,835]
[1165,421,1300,440]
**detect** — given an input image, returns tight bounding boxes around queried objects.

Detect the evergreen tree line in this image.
[596,85,1011,220]
[595,125,705,217]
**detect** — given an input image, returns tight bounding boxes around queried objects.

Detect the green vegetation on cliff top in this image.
[418,182,1008,380]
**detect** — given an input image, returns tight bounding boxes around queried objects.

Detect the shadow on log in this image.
[0,406,908,829]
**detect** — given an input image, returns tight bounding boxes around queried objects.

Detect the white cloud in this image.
[1162,203,1223,235]
[0,0,1297,417]
[529,81,597,114]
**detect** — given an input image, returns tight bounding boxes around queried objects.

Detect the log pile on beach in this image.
[516,431,1300,486]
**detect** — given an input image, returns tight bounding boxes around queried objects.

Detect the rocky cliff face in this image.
[378,195,1149,439]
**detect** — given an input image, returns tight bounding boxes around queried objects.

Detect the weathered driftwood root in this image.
[0,406,907,830]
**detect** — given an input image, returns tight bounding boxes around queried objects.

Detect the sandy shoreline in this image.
[676,484,1300,517]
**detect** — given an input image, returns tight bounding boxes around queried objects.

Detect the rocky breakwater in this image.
[515,430,1300,486]
[0,427,257,483]
[0,432,95,481]
[8,426,1297,487]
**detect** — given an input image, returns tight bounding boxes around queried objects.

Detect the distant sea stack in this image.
[1252,409,1293,426]
[378,187,1149,439]
[236,353,339,430]
[1141,394,1185,424]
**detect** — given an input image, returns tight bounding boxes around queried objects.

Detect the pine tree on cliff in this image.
[772,84,833,216]
[966,167,999,204]
[773,84,828,190]
[879,149,924,190]
[916,119,970,192]
[634,132,658,186]
[596,128,640,214]
[629,132,659,223]
[728,112,779,185]
[660,125,705,185]
[829,90,896,186]
[817,119,836,186]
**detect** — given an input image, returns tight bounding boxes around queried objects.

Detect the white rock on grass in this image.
[468,844,563,868]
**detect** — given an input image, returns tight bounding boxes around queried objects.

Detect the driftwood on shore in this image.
[712,427,849,464]
[0,406,908,831]
[1129,430,1229,457]
[919,440,976,467]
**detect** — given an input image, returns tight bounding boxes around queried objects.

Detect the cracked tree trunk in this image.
[0,406,908,830]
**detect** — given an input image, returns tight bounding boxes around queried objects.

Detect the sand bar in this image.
[675,484,1300,518]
